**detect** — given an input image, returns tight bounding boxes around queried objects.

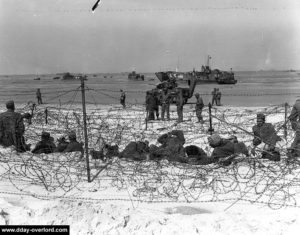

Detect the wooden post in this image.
[208,103,214,134]
[284,102,288,140]
[45,108,48,124]
[80,76,91,182]
[145,109,148,130]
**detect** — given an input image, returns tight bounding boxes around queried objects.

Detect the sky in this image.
[0,0,300,74]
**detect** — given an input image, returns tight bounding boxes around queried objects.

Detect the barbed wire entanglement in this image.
[0,85,300,210]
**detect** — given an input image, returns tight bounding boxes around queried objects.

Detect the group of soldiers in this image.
[144,89,213,124]
[99,105,300,163]
[0,100,83,154]
[1,94,300,162]
[211,88,222,106]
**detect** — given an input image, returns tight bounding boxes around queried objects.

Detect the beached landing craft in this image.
[128,71,144,81]
[155,56,237,85]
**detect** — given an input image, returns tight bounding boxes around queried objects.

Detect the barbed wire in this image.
[0,93,299,210]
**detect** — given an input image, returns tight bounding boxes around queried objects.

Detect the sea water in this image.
[0,71,299,107]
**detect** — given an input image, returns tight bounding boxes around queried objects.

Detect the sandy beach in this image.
[1,104,299,234]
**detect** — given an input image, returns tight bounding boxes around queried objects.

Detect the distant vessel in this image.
[34,77,40,80]
[128,71,144,81]
[155,56,237,84]
[62,73,87,81]
[62,73,76,80]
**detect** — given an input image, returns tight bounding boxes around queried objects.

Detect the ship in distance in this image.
[155,56,237,84]
[128,71,145,81]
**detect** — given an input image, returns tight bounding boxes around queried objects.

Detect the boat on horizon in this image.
[62,73,88,81]
[155,56,237,85]
[128,71,144,81]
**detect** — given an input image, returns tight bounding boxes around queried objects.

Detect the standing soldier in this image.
[154,92,160,120]
[288,98,300,157]
[195,93,204,123]
[161,88,171,121]
[145,91,155,121]
[175,89,184,123]
[120,89,126,108]
[0,100,27,152]
[211,88,217,106]
[36,88,43,105]
[216,88,222,106]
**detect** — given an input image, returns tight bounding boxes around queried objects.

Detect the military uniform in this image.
[252,113,281,161]
[32,132,56,154]
[216,90,222,106]
[150,130,186,162]
[119,141,149,161]
[185,145,213,165]
[63,131,84,154]
[36,89,42,105]
[211,88,217,106]
[161,90,171,120]
[175,89,184,122]
[146,92,156,120]
[195,93,204,123]
[63,140,83,153]
[0,101,26,152]
[120,90,126,108]
[154,95,160,120]
[208,134,249,165]
[288,99,300,156]
[55,137,69,152]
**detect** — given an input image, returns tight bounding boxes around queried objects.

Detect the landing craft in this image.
[128,71,144,81]
[155,56,237,84]
[61,73,87,80]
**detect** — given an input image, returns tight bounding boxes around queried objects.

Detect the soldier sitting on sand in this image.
[185,134,248,166]
[63,131,84,154]
[90,137,119,160]
[251,113,281,161]
[55,136,69,152]
[32,132,56,154]
[185,145,212,165]
[119,140,150,161]
[208,134,249,166]
[150,130,187,163]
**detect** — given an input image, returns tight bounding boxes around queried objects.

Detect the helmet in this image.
[68,131,76,140]
[208,134,221,146]
[195,93,199,97]
[41,131,50,139]
[6,100,15,110]
[257,113,265,120]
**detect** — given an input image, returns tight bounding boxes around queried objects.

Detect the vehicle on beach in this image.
[53,76,60,80]
[34,77,41,80]
[148,72,198,106]
[128,71,144,81]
